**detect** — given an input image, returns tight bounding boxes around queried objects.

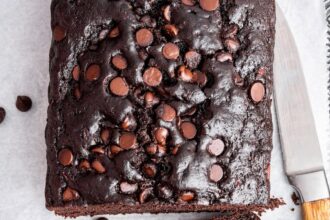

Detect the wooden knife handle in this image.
[303,198,330,220]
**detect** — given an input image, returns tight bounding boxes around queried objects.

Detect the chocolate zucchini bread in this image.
[45,0,275,217]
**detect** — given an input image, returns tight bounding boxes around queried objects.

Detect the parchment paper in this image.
[0,1,328,219]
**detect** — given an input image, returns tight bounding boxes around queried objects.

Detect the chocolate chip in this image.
[207,139,225,156]
[109,26,119,38]
[162,43,180,60]
[62,187,80,202]
[16,96,32,112]
[178,66,193,82]
[121,115,136,131]
[120,182,138,194]
[100,128,111,144]
[143,67,162,87]
[119,133,137,150]
[156,104,176,122]
[157,145,167,157]
[258,67,266,76]
[112,54,128,70]
[233,73,244,87]
[223,24,239,38]
[157,184,173,200]
[109,77,129,96]
[79,159,91,170]
[98,29,109,41]
[250,82,265,103]
[142,163,157,178]
[109,145,124,156]
[85,64,101,81]
[91,146,105,154]
[72,65,80,81]
[171,145,180,155]
[154,127,169,145]
[53,25,66,42]
[144,91,159,108]
[164,24,179,37]
[199,0,219,11]
[74,86,82,100]
[192,71,208,87]
[140,15,157,28]
[92,159,106,173]
[58,148,73,166]
[139,188,153,203]
[209,164,224,182]
[96,217,108,220]
[181,0,195,6]
[0,107,6,124]
[136,28,154,47]
[225,38,240,53]
[185,51,201,69]
[216,52,233,63]
[179,191,195,202]
[180,121,197,139]
[163,5,171,22]
[145,143,158,155]
[266,164,271,180]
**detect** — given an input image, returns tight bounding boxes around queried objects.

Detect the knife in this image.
[274,6,330,220]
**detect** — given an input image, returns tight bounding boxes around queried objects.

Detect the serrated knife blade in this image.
[274,6,329,203]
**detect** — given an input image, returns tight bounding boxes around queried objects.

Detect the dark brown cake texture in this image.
[45,0,276,217]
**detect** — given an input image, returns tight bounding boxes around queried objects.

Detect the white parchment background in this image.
[0,1,328,220]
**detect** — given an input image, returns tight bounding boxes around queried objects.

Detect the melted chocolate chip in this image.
[185,50,201,69]
[199,0,219,11]
[58,148,73,166]
[109,145,124,156]
[120,182,138,194]
[109,26,119,38]
[92,160,106,173]
[162,43,180,60]
[72,65,80,81]
[181,0,196,6]
[100,128,111,144]
[250,82,265,103]
[143,67,163,87]
[180,121,197,139]
[139,188,153,204]
[209,164,224,182]
[91,146,105,154]
[156,104,176,122]
[179,191,195,202]
[154,127,169,145]
[142,163,157,178]
[112,55,128,70]
[136,28,154,47]
[163,5,171,22]
[178,66,193,82]
[85,64,101,81]
[157,184,173,200]
[53,25,66,42]
[109,77,129,96]
[79,160,91,170]
[62,187,80,202]
[164,24,179,37]
[216,52,233,63]
[207,139,225,156]
[225,38,240,53]
[119,133,137,150]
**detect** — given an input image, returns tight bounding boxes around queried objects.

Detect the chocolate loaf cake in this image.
[45,0,276,217]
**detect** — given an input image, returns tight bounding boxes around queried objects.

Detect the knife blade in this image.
[273,6,329,204]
